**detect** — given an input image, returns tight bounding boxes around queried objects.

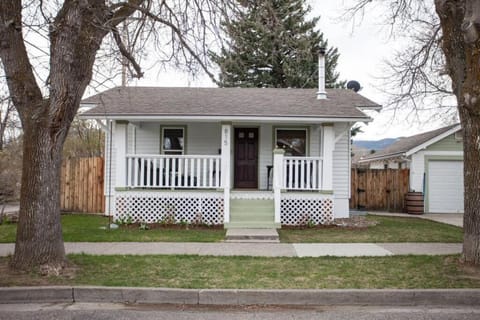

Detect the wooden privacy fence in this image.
[350,168,410,212]
[61,157,104,213]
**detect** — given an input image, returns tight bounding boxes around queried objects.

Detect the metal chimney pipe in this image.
[317,47,327,100]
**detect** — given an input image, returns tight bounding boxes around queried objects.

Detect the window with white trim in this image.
[275,129,307,156]
[162,127,184,155]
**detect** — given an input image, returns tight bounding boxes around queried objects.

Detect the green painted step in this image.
[229,214,274,222]
[227,199,276,229]
[230,199,274,207]
[224,222,281,229]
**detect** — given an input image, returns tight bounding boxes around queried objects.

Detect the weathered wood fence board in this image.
[350,168,410,212]
[61,157,104,213]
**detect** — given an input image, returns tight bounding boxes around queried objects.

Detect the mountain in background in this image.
[352,138,398,151]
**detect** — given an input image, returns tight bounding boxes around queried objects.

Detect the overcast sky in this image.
[128,1,451,141]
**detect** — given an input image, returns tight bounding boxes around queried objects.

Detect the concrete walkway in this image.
[1,203,19,214]
[367,212,463,228]
[0,242,462,258]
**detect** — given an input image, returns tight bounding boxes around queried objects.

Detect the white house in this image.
[81,55,380,227]
[358,124,464,213]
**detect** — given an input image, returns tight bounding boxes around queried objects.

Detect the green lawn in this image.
[278,215,463,243]
[0,214,225,243]
[0,214,463,243]
[1,254,479,288]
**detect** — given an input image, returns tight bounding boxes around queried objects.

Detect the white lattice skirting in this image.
[280,193,334,225]
[115,191,224,225]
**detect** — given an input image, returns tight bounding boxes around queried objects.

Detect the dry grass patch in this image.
[279,215,463,243]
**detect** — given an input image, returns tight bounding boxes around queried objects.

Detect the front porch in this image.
[114,189,334,228]
[110,121,337,227]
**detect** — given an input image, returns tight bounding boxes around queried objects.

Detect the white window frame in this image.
[161,126,185,155]
[274,127,309,156]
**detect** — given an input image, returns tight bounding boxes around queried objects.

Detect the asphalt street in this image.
[0,303,480,320]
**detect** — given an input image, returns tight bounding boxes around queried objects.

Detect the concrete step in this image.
[224,239,280,243]
[225,228,279,242]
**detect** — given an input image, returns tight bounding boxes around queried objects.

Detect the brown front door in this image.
[234,128,258,188]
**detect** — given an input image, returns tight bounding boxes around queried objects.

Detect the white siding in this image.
[369,161,402,170]
[332,124,350,199]
[186,123,221,155]
[259,124,319,190]
[388,162,400,169]
[127,123,135,154]
[135,123,160,154]
[334,198,349,218]
[310,125,321,157]
[369,162,386,170]
[133,122,221,155]
[410,151,425,192]
[109,121,352,199]
[258,124,273,190]
[104,121,116,196]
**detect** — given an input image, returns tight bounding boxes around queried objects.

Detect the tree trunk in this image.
[10,121,66,272]
[435,0,480,265]
[1,0,131,272]
[461,113,480,264]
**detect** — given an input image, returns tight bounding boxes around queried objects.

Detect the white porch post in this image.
[114,121,128,188]
[322,124,334,191]
[273,148,285,224]
[221,122,232,223]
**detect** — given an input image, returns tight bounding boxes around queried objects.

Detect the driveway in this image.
[420,213,463,228]
[367,212,463,228]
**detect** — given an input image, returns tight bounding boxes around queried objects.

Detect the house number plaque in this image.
[223,128,229,146]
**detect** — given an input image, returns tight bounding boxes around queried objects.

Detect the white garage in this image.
[358,124,464,214]
[427,160,464,213]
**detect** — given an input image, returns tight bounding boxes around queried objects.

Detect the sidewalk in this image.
[0,203,19,214]
[0,242,462,258]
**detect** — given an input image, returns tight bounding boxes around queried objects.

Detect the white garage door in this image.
[428,160,464,213]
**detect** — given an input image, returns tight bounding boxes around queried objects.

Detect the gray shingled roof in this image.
[359,124,461,162]
[81,87,379,119]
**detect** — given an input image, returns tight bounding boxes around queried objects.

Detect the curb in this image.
[1,287,479,306]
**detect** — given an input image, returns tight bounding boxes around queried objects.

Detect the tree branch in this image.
[108,0,147,28]
[111,26,144,79]
[0,0,43,119]
[111,1,221,85]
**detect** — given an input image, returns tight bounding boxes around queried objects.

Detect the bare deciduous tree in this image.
[0,0,236,272]
[63,118,104,158]
[0,99,16,151]
[348,0,480,265]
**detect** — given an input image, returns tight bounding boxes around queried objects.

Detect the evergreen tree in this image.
[212,0,343,88]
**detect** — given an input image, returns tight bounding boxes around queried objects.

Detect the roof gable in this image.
[359,124,462,163]
[80,86,380,120]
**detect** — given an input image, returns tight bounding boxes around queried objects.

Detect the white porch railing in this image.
[126,154,221,189]
[273,149,325,224]
[282,156,323,190]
